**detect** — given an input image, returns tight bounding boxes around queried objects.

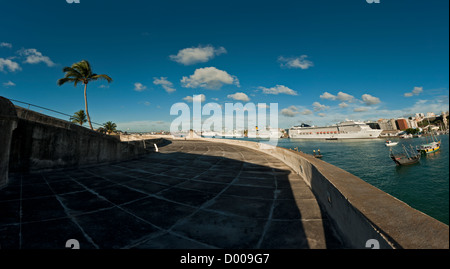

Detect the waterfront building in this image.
[442,111,449,129]
[378,118,398,131]
[408,118,418,129]
[396,118,409,130]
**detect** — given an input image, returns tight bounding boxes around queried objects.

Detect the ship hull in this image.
[288,121,383,139]
[289,132,382,139]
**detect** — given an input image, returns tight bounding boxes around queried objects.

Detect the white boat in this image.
[288,120,382,139]
[247,128,283,139]
[200,131,219,138]
[399,133,413,139]
[385,140,398,147]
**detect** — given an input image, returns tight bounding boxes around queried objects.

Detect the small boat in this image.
[389,145,421,166]
[385,140,398,147]
[417,141,440,154]
[417,133,441,154]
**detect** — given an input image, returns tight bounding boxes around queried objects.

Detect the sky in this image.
[0,0,448,132]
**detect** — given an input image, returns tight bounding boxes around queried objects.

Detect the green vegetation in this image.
[103,121,117,134]
[57,60,112,130]
[70,110,87,126]
[404,128,420,135]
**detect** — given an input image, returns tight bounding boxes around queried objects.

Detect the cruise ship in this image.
[288,120,382,139]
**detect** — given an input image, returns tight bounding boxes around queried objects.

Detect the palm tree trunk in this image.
[84,83,94,130]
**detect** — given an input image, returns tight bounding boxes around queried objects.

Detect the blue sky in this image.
[0,0,448,131]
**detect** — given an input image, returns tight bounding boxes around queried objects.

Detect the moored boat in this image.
[417,141,440,154]
[417,133,441,154]
[385,140,398,147]
[289,120,382,139]
[389,145,421,166]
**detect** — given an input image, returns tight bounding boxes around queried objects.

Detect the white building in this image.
[377,118,398,131]
[426,112,436,118]
[408,118,418,129]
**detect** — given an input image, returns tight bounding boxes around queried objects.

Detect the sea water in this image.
[231,135,449,225]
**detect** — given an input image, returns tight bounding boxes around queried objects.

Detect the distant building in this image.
[415,113,425,122]
[442,111,449,129]
[378,118,397,131]
[396,118,409,130]
[408,118,418,129]
[426,112,436,118]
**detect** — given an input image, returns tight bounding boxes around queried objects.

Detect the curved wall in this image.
[7,105,154,173]
[205,138,449,249]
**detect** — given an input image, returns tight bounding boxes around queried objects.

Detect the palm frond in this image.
[81,60,93,77]
[91,74,113,83]
[63,67,82,78]
[71,61,90,78]
[58,60,112,87]
[57,77,77,86]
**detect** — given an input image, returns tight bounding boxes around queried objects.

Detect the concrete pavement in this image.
[0,140,343,249]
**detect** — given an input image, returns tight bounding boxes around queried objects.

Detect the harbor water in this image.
[231,135,449,225]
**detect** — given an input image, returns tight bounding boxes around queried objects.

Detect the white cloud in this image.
[227,92,250,102]
[259,85,298,95]
[339,102,349,108]
[312,101,329,111]
[18,48,55,67]
[0,58,21,72]
[2,80,15,87]
[320,92,336,100]
[278,55,313,69]
[320,91,354,102]
[336,92,354,102]
[0,42,12,48]
[134,82,147,92]
[404,86,423,97]
[361,94,381,105]
[181,67,239,90]
[183,94,206,102]
[257,103,269,109]
[281,106,300,117]
[318,113,327,117]
[301,109,313,115]
[353,107,368,112]
[153,77,176,93]
[170,45,226,65]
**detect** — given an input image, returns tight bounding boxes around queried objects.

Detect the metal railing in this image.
[7,98,104,127]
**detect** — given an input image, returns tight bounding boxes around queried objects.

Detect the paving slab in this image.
[0,139,344,249]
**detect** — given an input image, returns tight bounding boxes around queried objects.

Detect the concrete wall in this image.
[6,105,157,173]
[0,97,18,188]
[203,138,449,249]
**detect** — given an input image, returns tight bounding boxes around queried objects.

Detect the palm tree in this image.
[70,110,87,126]
[57,60,112,130]
[103,121,117,134]
[96,127,107,134]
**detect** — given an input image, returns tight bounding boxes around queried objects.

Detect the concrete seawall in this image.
[202,138,449,249]
[0,97,18,188]
[0,97,162,188]
[1,96,448,248]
